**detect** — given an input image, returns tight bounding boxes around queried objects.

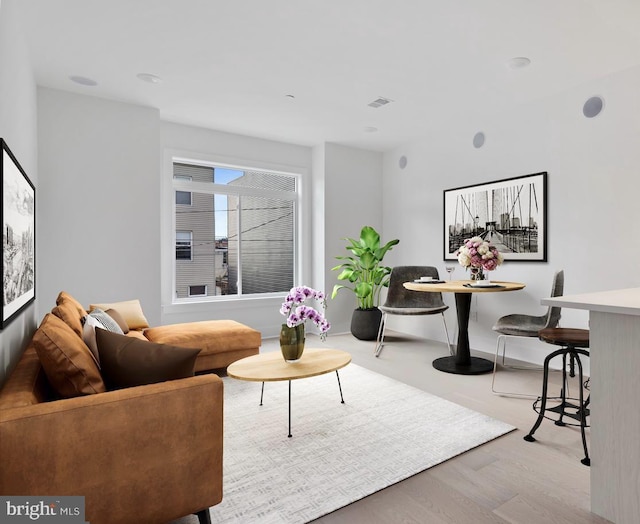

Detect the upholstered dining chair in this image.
[491,269,564,397]
[374,266,452,357]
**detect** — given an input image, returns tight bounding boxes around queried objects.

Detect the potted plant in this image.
[331,226,400,340]
[279,286,330,361]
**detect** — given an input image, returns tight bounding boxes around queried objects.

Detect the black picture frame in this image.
[443,172,547,262]
[1,138,35,329]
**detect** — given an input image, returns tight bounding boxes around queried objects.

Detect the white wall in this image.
[37,88,162,325]
[382,65,640,366]
[34,96,381,346]
[0,0,39,386]
[321,143,384,334]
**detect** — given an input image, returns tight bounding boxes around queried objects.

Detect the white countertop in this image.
[541,287,640,316]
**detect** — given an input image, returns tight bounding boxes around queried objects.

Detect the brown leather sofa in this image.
[0,346,222,524]
[0,292,262,524]
[86,296,262,373]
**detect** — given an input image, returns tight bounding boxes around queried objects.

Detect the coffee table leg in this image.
[259,382,265,406]
[336,371,345,404]
[288,380,292,438]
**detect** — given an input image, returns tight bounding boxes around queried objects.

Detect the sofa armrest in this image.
[0,374,223,524]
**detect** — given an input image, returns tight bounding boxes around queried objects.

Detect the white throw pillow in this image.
[81,315,105,367]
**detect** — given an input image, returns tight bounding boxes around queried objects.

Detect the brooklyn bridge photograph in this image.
[444,172,547,262]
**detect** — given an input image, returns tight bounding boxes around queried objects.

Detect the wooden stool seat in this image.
[538,328,589,348]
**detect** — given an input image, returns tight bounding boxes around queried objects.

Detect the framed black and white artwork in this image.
[444,172,547,262]
[2,138,35,329]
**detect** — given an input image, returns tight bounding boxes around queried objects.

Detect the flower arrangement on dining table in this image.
[280,286,331,341]
[455,236,504,278]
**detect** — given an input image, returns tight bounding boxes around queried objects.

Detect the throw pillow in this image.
[51,299,84,338]
[88,308,124,335]
[81,315,105,367]
[55,291,86,318]
[89,299,149,330]
[105,308,129,334]
[95,329,201,389]
[33,313,106,398]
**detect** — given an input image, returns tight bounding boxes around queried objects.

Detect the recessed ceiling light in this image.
[507,57,531,69]
[473,132,486,148]
[583,96,604,118]
[136,73,163,84]
[69,75,98,87]
[363,126,378,133]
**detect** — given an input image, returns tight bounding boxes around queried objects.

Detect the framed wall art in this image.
[444,172,547,262]
[1,138,35,329]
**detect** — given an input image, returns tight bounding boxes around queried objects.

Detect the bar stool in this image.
[523,328,591,466]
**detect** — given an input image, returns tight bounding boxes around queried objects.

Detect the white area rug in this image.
[208,364,514,524]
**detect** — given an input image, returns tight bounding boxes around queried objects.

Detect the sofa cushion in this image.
[96,329,200,389]
[56,291,86,317]
[144,320,261,355]
[105,308,129,334]
[124,329,148,340]
[51,300,84,338]
[89,299,149,330]
[32,313,106,398]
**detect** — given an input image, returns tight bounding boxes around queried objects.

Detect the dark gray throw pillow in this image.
[95,329,201,389]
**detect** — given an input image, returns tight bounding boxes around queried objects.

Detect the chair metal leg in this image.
[376,311,453,358]
[441,312,454,356]
[374,312,387,357]
[491,334,540,398]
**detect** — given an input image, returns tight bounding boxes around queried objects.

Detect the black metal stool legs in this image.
[523,348,562,441]
[574,354,590,466]
[524,346,590,466]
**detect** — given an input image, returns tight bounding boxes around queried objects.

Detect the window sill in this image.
[162,294,284,315]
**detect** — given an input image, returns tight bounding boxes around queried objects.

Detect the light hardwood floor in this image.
[272,331,609,524]
[174,331,610,524]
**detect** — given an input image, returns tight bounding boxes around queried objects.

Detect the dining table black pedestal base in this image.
[402,280,526,376]
[432,355,494,375]
[432,292,494,375]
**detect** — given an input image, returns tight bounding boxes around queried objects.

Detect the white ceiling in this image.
[14,0,640,152]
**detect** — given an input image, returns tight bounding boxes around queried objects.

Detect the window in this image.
[174,175,192,205]
[176,190,191,205]
[172,161,298,300]
[176,230,192,260]
[188,285,207,297]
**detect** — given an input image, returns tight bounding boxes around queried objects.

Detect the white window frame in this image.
[163,150,308,311]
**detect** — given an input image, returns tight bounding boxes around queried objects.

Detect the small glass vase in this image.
[469,266,485,281]
[280,323,305,362]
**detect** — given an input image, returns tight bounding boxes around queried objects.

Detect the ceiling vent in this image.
[368,97,393,108]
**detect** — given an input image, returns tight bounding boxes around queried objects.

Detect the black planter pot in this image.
[350,308,383,341]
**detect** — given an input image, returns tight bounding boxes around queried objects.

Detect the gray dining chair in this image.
[375,266,453,357]
[491,269,564,397]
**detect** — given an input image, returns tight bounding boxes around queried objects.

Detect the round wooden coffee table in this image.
[227,348,351,437]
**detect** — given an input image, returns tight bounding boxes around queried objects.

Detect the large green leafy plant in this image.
[331,226,400,310]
